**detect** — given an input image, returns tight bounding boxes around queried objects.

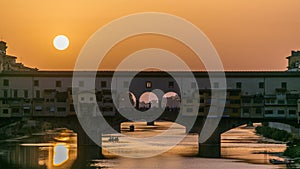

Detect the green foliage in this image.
[255,126,292,142]
[256,125,300,159]
[284,145,300,158]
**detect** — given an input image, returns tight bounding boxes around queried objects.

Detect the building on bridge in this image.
[0,71,300,123]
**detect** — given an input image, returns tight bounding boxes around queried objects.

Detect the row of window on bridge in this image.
[0,78,299,119]
[1,79,289,89]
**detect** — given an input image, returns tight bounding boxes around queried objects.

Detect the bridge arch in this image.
[194,117,299,158]
[161,91,181,112]
[138,91,159,110]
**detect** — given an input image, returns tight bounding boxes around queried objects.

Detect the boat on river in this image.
[269,158,295,165]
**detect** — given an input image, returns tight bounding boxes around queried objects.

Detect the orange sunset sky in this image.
[1,0,300,71]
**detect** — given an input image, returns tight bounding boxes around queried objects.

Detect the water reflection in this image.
[222,124,287,165]
[0,123,290,169]
[0,131,77,169]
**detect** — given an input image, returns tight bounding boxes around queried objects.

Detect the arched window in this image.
[161,92,181,111]
[139,92,159,110]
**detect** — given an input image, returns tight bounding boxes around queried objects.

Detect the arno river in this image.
[0,122,288,169]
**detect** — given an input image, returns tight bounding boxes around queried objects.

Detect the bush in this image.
[256,125,300,159]
[284,145,300,158]
[255,125,292,142]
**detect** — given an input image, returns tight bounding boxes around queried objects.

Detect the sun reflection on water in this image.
[53,143,69,166]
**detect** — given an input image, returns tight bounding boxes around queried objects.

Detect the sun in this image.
[53,35,69,50]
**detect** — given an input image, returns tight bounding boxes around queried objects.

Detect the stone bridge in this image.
[1,71,300,160]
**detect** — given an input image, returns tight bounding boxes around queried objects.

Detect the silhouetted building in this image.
[0,41,37,72]
[287,50,300,71]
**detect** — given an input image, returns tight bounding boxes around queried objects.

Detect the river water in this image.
[0,122,288,169]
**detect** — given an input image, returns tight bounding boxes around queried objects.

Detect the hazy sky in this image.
[1,0,300,71]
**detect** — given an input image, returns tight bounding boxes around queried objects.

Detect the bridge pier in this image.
[147,121,155,125]
[77,129,103,160]
[198,132,221,158]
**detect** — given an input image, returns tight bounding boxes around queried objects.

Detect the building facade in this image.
[0,71,300,123]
